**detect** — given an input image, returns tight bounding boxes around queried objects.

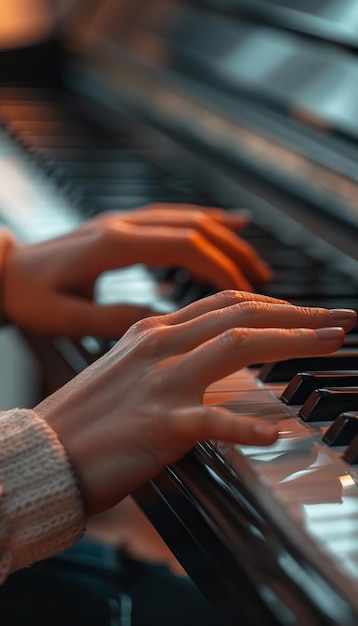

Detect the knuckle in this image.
[208,290,239,306]
[289,305,323,327]
[194,212,210,228]
[311,307,327,324]
[224,289,238,296]
[86,224,114,247]
[130,317,154,334]
[220,327,248,347]
[130,320,167,357]
[223,290,255,303]
[237,300,269,315]
[288,327,307,339]
[185,229,205,250]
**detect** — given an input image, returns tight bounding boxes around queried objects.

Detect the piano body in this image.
[1,1,358,624]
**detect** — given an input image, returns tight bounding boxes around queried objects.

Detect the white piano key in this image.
[94,265,176,313]
[0,129,81,241]
[214,366,358,587]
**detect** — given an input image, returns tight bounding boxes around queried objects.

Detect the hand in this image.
[35,291,356,515]
[90,204,271,289]
[2,205,271,337]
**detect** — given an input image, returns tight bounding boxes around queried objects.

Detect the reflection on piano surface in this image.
[1,1,358,624]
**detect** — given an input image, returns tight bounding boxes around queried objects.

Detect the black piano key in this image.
[71,182,152,197]
[31,147,134,162]
[299,388,358,422]
[12,133,114,150]
[281,371,358,405]
[54,163,153,181]
[257,248,321,269]
[259,349,358,382]
[323,412,358,446]
[266,280,358,299]
[343,434,358,464]
[344,334,358,347]
[302,298,358,309]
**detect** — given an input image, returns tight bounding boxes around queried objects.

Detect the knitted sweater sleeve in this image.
[0,408,85,583]
[0,229,85,582]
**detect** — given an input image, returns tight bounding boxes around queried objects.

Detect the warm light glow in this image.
[339,474,356,488]
[0,1,54,48]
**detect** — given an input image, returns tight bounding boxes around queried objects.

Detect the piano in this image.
[1,1,358,624]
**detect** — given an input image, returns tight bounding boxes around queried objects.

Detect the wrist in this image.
[0,229,20,326]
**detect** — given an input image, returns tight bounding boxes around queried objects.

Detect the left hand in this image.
[2,205,271,337]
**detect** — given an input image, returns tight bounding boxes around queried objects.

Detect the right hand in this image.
[35,291,356,515]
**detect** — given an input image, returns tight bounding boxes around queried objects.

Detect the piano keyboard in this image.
[207,367,358,573]
[196,361,358,624]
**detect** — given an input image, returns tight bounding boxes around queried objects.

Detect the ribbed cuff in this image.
[0,408,85,583]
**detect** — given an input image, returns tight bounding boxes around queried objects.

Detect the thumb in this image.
[77,303,159,339]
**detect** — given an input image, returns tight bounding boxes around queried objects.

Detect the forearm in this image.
[0,408,84,583]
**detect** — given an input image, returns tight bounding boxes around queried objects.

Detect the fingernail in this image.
[330,309,357,329]
[316,327,344,341]
[330,309,356,318]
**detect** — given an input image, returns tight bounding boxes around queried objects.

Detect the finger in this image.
[177,406,279,448]
[54,223,254,292]
[109,225,256,291]
[161,301,356,353]
[37,297,157,338]
[86,206,248,231]
[178,326,346,392]
[83,306,158,339]
[116,207,271,285]
[204,208,251,232]
[179,237,255,291]
[122,205,251,232]
[191,218,271,285]
[161,290,290,325]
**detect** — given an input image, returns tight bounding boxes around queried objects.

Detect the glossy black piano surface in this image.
[2,1,358,624]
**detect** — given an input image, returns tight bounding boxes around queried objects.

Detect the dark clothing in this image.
[0,536,219,626]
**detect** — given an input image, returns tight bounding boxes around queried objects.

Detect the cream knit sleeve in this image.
[0,408,85,584]
[0,229,84,581]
